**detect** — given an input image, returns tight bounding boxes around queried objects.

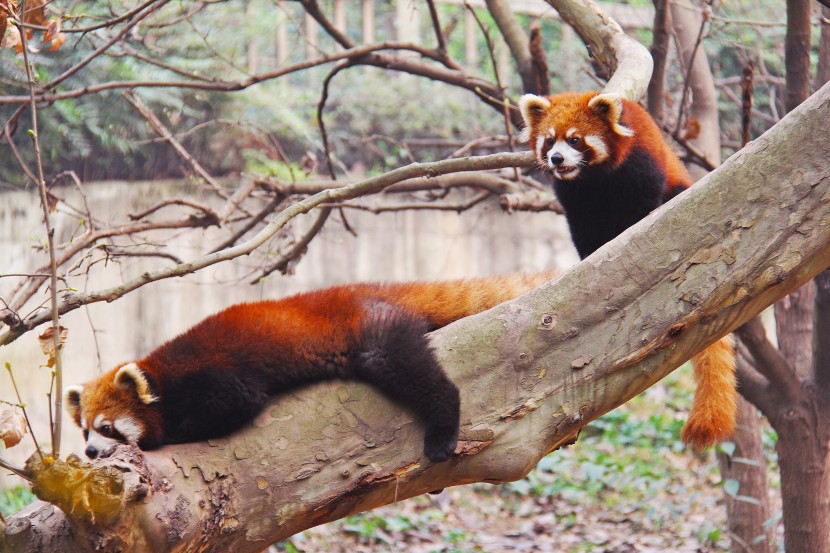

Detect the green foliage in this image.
[0,486,35,517]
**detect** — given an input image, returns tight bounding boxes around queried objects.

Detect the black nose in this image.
[550,152,564,165]
[85,446,99,459]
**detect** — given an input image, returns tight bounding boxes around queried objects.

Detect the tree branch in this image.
[814,269,830,389]
[484,0,535,92]
[544,0,653,99]
[6,76,830,553]
[734,317,798,404]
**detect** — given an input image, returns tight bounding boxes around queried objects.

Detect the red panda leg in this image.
[355,302,460,462]
[681,335,738,449]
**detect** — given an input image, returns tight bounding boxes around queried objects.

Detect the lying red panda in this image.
[65,271,556,462]
[519,90,737,449]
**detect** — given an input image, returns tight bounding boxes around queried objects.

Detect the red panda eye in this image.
[545,138,555,147]
[101,424,112,436]
[568,136,581,146]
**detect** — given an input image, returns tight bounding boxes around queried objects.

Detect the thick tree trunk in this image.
[774,416,830,552]
[717,391,774,553]
[3,80,830,553]
[671,8,773,549]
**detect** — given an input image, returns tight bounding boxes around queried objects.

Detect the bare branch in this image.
[815,270,830,389]
[128,199,220,223]
[254,206,332,282]
[16,13,65,458]
[734,317,798,404]
[647,0,670,121]
[0,42,468,106]
[544,0,653,99]
[122,91,229,199]
[425,0,450,56]
[484,0,535,92]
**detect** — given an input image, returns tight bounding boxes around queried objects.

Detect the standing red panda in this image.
[519,90,736,449]
[65,271,556,462]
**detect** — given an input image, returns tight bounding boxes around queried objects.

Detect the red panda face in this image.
[64,363,159,459]
[519,91,634,180]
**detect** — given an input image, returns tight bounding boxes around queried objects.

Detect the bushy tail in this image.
[379,270,559,329]
[680,335,738,449]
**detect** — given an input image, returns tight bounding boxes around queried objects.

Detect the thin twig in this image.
[254,206,332,282]
[0,456,33,480]
[5,363,43,461]
[463,2,519,182]
[17,6,64,459]
[673,1,710,138]
[122,91,230,200]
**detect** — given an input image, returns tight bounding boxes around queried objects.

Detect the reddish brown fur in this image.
[523,91,691,193]
[67,270,558,456]
[521,90,736,448]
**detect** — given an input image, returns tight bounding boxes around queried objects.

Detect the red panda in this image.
[519,90,736,449]
[65,271,556,462]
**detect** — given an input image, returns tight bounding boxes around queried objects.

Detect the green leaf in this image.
[724,478,740,497]
[719,441,736,457]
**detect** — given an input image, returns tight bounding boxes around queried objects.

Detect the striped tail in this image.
[680,334,738,449]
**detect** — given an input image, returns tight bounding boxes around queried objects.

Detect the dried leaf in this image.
[21,0,46,27]
[684,118,701,141]
[0,0,8,46]
[44,17,64,51]
[1,23,21,54]
[0,408,28,448]
[45,189,59,212]
[38,325,68,367]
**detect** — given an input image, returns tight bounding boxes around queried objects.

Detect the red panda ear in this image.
[588,93,635,137]
[518,94,551,142]
[64,386,83,426]
[114,363,158,405]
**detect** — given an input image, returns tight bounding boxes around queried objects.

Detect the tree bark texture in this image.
[671,6,772,548]
[784,0,812,112]
[670,1,721,178]
[544,0,654,99]
[773,413,830,553]
[3,80,830,553]
[717,389,775,553]
[817,7,830,92]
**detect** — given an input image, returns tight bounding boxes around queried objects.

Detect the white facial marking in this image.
[566,128,577,138]
[547,139,584,180]
[81,418,87,430]
[584,135,609,164]
[114,417,143,444]
[85,427,118,453]
[93,414,104,428]
[535,135,545,162]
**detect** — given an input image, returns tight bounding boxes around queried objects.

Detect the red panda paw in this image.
[423,423,459,463]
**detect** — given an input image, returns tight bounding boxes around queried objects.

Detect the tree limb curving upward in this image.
[4,79,830,553]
